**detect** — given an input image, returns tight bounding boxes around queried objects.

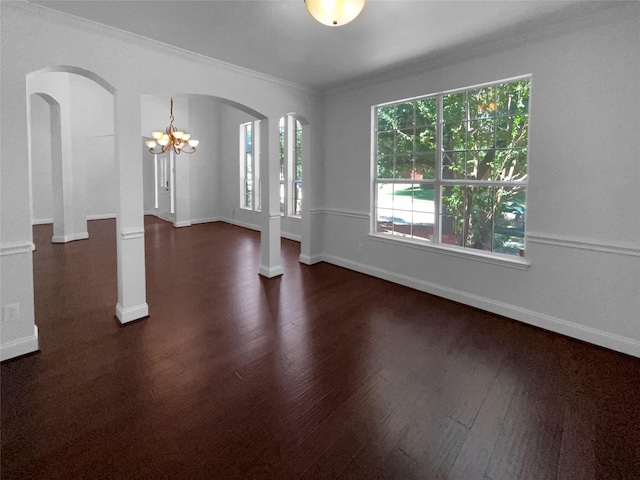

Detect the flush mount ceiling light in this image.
[145,98,199,155]
[304,0,365,26]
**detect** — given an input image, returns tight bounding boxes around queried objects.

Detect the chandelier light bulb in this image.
[145,140,157,148]
[151,131,163,140]
[188,139,199,147]
[305,0,365,26]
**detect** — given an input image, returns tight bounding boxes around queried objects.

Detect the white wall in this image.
[0,1,320,360]
[70,74,115,219]
[218,103,260,229]
[3,1,635,360]
[188,96,221,224]
[30,72,115,224]
[30,95,53,222]
[319,3,640,356]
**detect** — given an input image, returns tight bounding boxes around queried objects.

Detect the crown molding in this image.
[13,1,320,97]
[325,1,636,96]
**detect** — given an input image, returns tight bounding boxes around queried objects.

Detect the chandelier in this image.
[145,98,199,155]
[304,0,365,26]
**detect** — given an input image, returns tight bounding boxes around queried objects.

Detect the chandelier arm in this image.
[147,98,196,156]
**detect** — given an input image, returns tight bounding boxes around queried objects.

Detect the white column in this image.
[1,69,38,360]
[114,92,148,323]
[299,123,318,264]
[36,75,88,244]
[258,118,283,278]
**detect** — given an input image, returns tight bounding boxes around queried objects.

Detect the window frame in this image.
[371,75,531,266]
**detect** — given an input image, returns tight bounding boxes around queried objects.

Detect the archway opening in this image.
[27,65,118,353]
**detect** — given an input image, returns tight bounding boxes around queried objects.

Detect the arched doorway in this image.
[140,93,282,277]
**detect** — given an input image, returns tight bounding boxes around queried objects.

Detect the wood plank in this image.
[2,217,639,479]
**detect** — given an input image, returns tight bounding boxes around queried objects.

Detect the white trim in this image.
[33,214,117,225]
[319,253,640,358]
[191,217,221,225]
[14,1,318,96]
[369,233,530,270]
[87,213,117,221]
[210,217,299,241]
[120,229,144,240]
[281,231,301,242]
[149,211,175,224]
[259,264,284,278]
[299,253,322,265]
[1,242,33,257]
[173,221,192,228]
[311,208,370,220]
[0,326,39,362]
[223,217,260,233]
[527,233,640,257]
[52,232,89,243]
[115,302,149,324]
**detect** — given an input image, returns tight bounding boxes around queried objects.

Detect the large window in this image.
[279,116,303,217]
[373,77,529,257]
[240,121,260,211]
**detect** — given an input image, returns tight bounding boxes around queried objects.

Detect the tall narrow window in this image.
[240,121,260,211]
[279,115,303,217]
[293,120,302,216]
[373,76,529,257]
[279,117,286,215]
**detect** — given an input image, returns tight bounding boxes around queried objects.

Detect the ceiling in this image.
[31,0,619,90]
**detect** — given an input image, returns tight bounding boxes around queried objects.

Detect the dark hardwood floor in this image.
[2,217,639,479]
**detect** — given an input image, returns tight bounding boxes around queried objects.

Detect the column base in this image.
[258,264,284,278]
[1,326,39,362]
[52,232,89,243]
[115,302,149,324]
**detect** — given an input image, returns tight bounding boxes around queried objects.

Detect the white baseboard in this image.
[33,214,116,225]
[191,217,221,225]
[222,217,300,241]
[320,253,640,358]
[87,213,116,221]
[281,231,301,242]
[223,217,260,232]
[299,253,322,265]
[259,264,284,278]
[147,211,175,224]
[116,302,149,324]
[51,232,89,243]
[173,221,192,228]
[1,326,39,362]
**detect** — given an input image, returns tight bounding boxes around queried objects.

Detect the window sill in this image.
[368,233,530,270]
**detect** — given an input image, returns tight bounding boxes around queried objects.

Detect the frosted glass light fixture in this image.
[145,98,199,155]
[304,0,365,26]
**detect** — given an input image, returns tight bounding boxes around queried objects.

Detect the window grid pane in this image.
[374,78,529,257]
